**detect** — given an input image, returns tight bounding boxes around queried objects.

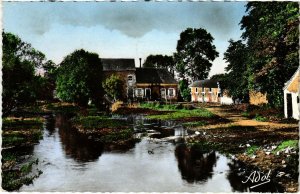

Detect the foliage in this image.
[246,145,260,156]
[102,74,123,101]
[174,28,219,81]
[240,2,299,107]
[178,79,191,102]
[56,49,103,107]
[223,39,249,102]
[254,114,268,122]
[273,140,298,153]
[143,54,175,76]
[2,32,52,116]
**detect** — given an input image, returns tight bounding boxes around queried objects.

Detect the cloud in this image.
[4,2,245,38]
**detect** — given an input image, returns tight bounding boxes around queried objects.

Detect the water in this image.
[19,114,282,192]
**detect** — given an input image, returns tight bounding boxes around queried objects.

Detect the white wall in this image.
[220,96,234,105]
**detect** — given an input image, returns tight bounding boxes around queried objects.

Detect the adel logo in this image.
[242,170,271,189]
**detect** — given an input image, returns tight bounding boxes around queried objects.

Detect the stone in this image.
[246,144,251,147]
[282,160,286,164]
[265,151,270,155]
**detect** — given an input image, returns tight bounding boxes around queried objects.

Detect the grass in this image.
[273,140,298,153]
[254,114,268,122]
[72,116,127,129]
[99,128,135,143]
[147,108,215,120]
[241,111,250,117]
[182,121,208,127]
[246,145,260,156]
[3,118,43,129]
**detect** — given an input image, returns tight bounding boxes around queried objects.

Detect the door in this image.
[145,88,151,100]
[287,93,293,118]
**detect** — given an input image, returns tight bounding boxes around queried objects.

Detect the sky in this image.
[3,2,247,77]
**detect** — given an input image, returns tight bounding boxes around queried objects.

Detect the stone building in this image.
[102,58,178,101]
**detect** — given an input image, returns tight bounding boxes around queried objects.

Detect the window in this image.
[168,88,175,97]
[195,88,198,93]
[209,88,212,92]
[135,88,144,97]
[145,88,151,98]
[128,75,133,81]
[161,89,166,99]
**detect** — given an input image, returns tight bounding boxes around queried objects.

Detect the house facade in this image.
[135,68,178,101]
[190,79,221,103]
[190,79,234,104]
[283,68,299,120]
[102,58,178,101]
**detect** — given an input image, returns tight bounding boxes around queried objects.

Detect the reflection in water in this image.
[20,114,284,192]
[175,144,217,183]
[56,114,104,162]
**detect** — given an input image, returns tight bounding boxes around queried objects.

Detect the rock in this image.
[265,151,271,155]
[276,172,285,177]
[287,154,290,157]
[281,160,286,164]
[282,165,287,168]
[246,144,251,147]
[271,146,277,150]
[203,132,207,135]
[276,151,280,156]
[251,155,256,159]
[195,131,200,135]
[239,144,244,148]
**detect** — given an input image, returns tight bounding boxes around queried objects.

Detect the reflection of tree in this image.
[45,114,56,136]
[227,160,284,192]
[56,114,104,162]
[175,144,217,183]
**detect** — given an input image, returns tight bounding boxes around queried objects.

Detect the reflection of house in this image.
[283,67,299,120]
[102,58,178,101]
[135,68,178,101]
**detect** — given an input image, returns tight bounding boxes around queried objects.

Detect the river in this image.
[19,114,282,192]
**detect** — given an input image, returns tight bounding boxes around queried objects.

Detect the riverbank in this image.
[2,117,44,191]
[184,104,299,192]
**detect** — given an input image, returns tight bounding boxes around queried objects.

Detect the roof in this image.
[190,79,219,88]
[136,68,177,84]
[101,58,135,71]
[283,66,299,92]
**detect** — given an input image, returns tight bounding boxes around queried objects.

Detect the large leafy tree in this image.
[56,49,103,107]
[174,28,219,81]
[223,39,249,101]
[2,32,49,116]
[143,54,175,76]
[240,2,299,107]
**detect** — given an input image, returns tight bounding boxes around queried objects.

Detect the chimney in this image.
[139,58,142,68]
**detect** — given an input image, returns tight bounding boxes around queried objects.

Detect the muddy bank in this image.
[2,117,45,191]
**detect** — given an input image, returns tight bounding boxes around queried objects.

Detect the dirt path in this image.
[202,105,298,131]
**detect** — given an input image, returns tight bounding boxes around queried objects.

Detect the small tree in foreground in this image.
[102,74,123,101]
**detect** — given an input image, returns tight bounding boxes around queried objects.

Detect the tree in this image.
[102,74,123,101]
[56,49,103,107]
[178,79,191,102]
[240,2,299,107]
[223,39,249,102]
[174,28,219,81]
[143,55,175,76]
[2,32,48,116]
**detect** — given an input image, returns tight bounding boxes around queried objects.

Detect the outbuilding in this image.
[283,67,299,120]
